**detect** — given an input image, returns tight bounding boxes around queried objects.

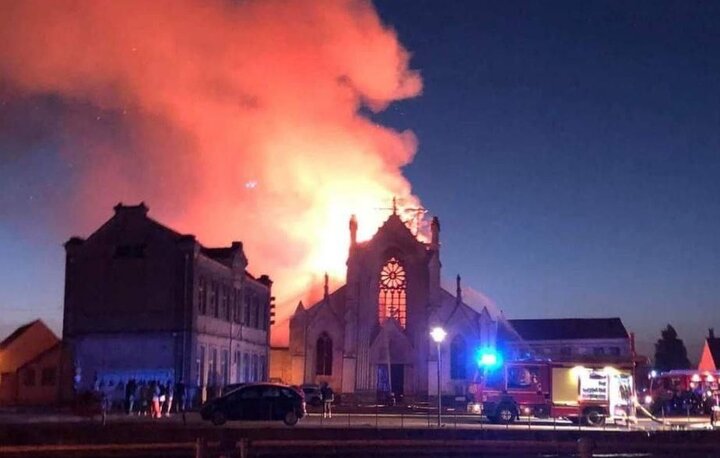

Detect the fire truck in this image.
[467,358,635,425]
[642,370,719,416]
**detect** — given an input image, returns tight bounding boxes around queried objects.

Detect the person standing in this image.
[151,381,161,419]
[320,382,334,419]
[175,379,187,413]
[164,380,174,416]
[125,378,137,415]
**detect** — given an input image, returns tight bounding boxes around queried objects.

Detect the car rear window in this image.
[281,388,299,399]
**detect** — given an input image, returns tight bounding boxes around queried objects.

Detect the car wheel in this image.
[583,408,605,426]
[211,411,226,426]
[496,405,516,424]
[283,410,299,426]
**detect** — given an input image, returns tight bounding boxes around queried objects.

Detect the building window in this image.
[218,286,227,320]
[260,356,266,381]
[197,345,206,386]
[198,278,207,315]
[593,347,605,356]
[450,335,467,380]
[243,353,250,382]
[259,298,266,331]
[251,297,258,328]
[252,354,259,382]
[609,346,621,356]
[255,296,262,329]
[41,368,57,386]
[209,282,218,318]
[560,347,572,357]
[235,351,242,382]
[208,348,217,386]
[221,350,229,386]
[316,332,333,376]
[378,257,407,328]
[24,368,36,386]
[114,243,146,258]
[244,294,252,325]
[233,289,242,323]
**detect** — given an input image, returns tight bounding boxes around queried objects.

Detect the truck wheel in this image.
[496,405,516,424]
[211,411,226,426]
[583,408,605,426]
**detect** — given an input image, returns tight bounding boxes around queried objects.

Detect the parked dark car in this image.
[300,384,323,407]
[200,383,305,426]
[221,383,247,396]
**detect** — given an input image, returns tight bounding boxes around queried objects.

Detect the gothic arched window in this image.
[450,335,467,380]
[378,257,407,328]
[316,333,333,375]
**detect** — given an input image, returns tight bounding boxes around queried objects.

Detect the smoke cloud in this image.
[0,0,422,343]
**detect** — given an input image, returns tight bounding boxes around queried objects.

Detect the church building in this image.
[289,207,513,402]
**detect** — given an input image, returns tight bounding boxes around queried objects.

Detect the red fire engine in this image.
[467,359,635,425]
[642,370,719,417]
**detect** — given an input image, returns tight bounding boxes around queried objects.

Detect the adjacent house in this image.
[0,320,61,405]
[698,328,720,371]
[507,318,636,368]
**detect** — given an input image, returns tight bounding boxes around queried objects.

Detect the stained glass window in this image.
[378,257,407,328]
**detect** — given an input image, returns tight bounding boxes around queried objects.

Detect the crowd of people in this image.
[91,378,187,418]
[124,379,187,417]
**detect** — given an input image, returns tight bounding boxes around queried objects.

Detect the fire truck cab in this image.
[468,360,635,426]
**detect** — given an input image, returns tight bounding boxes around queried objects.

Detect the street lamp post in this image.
[430,326,447,427]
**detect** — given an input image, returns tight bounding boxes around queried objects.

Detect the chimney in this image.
[710,328,715,339]
[113,201,149,217]
[349,214,358,247]
[323,272,329,301]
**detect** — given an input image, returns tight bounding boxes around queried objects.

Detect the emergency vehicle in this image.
[642,370,719,416]
[468,358,635,425]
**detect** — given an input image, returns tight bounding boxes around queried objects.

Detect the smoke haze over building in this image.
[0,0,423,339]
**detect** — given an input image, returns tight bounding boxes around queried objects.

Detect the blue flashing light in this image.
[475,348,503,370]
[480,353,497,366]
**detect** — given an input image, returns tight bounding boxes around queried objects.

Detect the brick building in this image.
[63,203,272,404]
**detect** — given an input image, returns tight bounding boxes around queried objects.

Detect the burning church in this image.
[288,205,516,402]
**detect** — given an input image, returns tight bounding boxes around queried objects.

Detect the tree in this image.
[653,324,691,371]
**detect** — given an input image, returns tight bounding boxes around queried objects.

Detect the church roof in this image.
[304,284,347,320]
[439,277,502,319]
[508,318,629,341]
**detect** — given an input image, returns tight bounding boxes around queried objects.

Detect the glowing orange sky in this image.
[0,0,423,342]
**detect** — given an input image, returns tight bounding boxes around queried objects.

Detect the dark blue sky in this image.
[0,1,718,360]
[373,0,720,358]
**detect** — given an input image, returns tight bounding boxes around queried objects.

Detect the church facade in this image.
[289,210,509,402]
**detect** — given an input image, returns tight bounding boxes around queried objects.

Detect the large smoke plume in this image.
[0,0,422,342]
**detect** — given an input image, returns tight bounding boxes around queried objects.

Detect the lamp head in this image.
[430,327,447,343]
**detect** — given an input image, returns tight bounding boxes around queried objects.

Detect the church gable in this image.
[298,285,347,331]
[366,214,428,259]
[431,289,482,338]
[369,319,414,365]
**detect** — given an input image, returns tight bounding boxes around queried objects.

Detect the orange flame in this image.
[0,0,423,343]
